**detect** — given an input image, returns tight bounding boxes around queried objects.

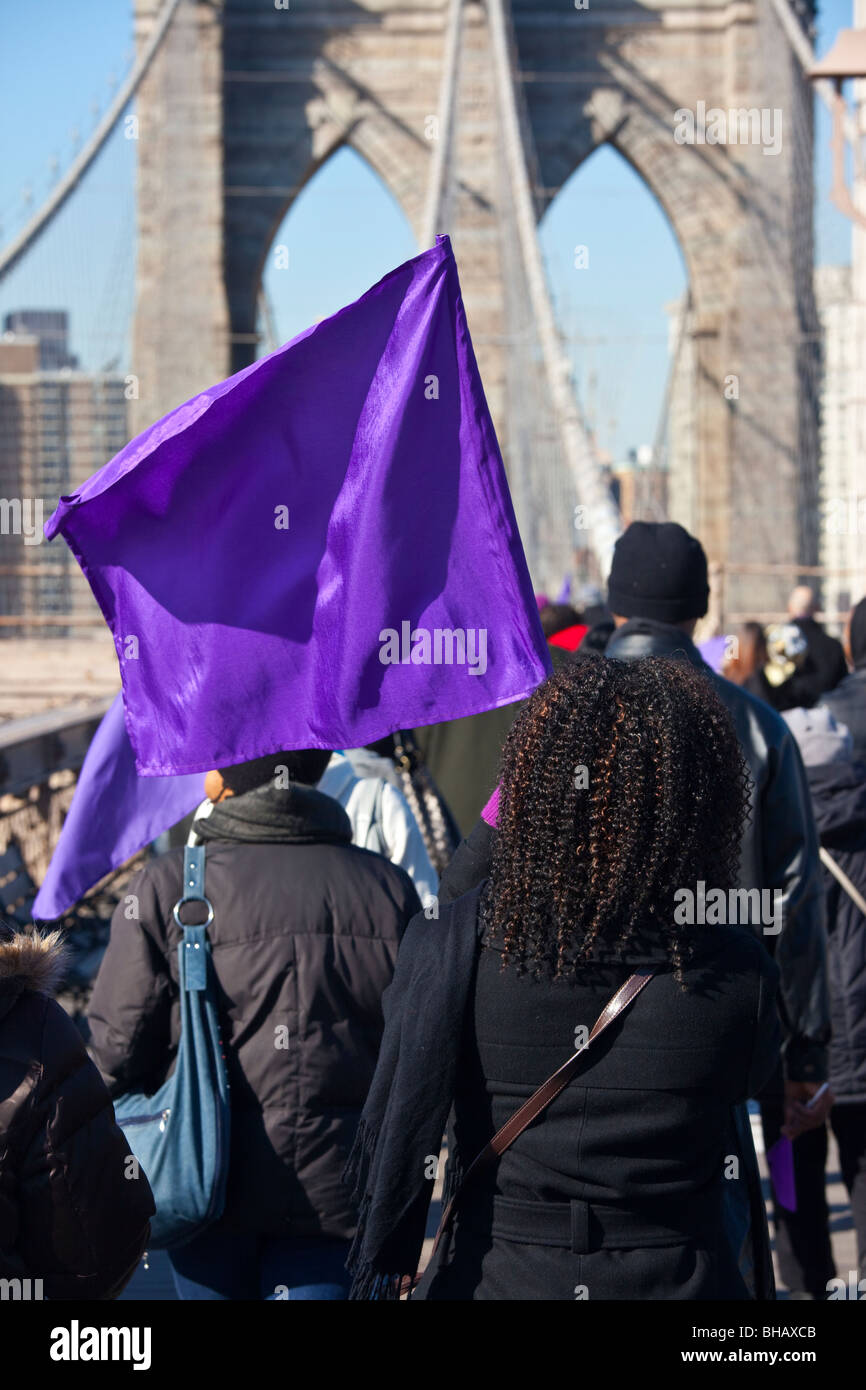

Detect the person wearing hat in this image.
[445,526,830,1115]
[781,705,866,1294]
[604,521,831,1223]
[824,596,866,763]
[434,522,831,1296]
[604,522,828,1058]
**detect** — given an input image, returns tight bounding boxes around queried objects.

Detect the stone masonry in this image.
[132,0,820,615]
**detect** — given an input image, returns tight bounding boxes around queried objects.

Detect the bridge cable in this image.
[0,0,184,281]
[420,0,464,249]
[487,0,623,581]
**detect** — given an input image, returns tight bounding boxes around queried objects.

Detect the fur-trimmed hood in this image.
[0,927,66,996]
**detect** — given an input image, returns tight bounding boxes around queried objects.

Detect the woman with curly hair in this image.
[345,656,781,1301]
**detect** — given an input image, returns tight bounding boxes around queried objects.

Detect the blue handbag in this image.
[114,845,231,1248]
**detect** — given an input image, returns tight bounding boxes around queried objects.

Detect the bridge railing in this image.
[0,697,151,1019]
[0,698,114,912]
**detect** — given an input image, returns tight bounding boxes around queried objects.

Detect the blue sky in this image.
[0,0,856,461]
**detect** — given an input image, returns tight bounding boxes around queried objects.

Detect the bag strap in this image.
[172,845,215,993]
[417,966,656,1285]
[819,845,866,917]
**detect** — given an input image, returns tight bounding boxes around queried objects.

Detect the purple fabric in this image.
[32,694,202,920]
[45,236,550,776]
[481,784,501,827]
[698,634,728,674]
[555,576,571,604]
[767,1135,797,1212]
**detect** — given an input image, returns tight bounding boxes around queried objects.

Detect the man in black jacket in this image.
[783,586,848,709]
[443,527,830,1109]
[823,595,866,762]
[601,523,832,1297]
[88,748,420,1300]
[603,525,829,1102]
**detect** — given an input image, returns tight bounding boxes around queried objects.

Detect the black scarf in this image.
[343,883,485,1299]
[194,780,352,847]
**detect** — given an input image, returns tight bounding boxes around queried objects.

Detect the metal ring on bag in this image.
[172,896,215,929]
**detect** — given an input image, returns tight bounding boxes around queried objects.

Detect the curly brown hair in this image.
[482,656,751,982]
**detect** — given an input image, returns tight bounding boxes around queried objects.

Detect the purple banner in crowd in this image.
[698,635,728,674]
[767,1135,797,1212]
[32,695,202,920]
[45,236,550,776]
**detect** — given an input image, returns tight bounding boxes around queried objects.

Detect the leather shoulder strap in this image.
[422,967,656,1276]
[464,968,654,1180]
[819,845,866,917]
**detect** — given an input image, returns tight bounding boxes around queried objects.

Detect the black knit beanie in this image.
[220,749,331,794]
[850,596,866,669]
[607,521,709,624]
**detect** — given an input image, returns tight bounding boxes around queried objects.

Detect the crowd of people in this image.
[1,520,864,1302]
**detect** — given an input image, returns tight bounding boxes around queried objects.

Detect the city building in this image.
[815,265,866,624]
[610,445,668,529]
[2,310,79,371]
[0,314,128,638]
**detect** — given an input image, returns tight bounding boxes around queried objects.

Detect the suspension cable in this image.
[486,0,622,579]
[420,0,464,248]
[0,0,183,280]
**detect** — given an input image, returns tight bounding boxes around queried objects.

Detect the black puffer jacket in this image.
[0,924,153,1298]
[605,619,829,1085]
[88,783,420,1239]
[805,760,866,1103]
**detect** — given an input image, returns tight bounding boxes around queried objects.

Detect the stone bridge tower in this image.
[132,0,819,614]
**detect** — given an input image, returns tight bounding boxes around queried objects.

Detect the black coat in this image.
[0,926,153,1298]
[605,619,829,1085]
[782,618,849,709]
[805,760,866,1103]
[424,905,780,1300]
[88,784,420,1240]
[823,667,866,765]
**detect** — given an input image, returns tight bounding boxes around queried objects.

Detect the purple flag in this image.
[767,1135,797,1212]
[32,695,202,920]
[45,236,550,776]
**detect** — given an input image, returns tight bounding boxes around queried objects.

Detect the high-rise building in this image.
[815,265,866,624]
[850,0,866,622]
[2,311,78,372]
[611,446,668,529]
[666,267,865,632]
[0,315,128,638]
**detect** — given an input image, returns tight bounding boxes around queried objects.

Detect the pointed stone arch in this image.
[132,0,820,617]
